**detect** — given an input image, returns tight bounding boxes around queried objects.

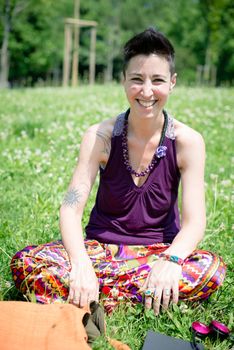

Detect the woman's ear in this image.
[170,73,177,92]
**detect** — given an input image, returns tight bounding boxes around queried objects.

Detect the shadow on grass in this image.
[1,286,26,302]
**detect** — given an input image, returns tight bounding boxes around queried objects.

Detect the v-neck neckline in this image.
[129,164,156,190]
[125,144,166,191]
[122,109,168,190]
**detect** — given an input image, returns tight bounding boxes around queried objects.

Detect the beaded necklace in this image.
[122,108,168,177]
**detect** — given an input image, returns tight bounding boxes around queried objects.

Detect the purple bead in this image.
[122,112,167,177]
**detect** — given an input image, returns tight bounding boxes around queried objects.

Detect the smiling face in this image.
[123,54,176,120]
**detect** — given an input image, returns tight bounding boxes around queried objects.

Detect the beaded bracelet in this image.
[159,253,184,266]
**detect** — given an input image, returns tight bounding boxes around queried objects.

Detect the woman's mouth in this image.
[137,99,157,108]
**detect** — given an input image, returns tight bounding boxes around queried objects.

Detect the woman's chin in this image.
[131,103,162,119]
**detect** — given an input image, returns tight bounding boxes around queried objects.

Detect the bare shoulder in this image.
[85,116,116,139]
[82,116,117,165]
[173,118,205,170]
[173,118,205,149]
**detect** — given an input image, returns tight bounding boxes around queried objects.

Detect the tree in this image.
[0,0,233,86]
[0,0,30,87]
[217,2,234,85]
[80,0,122,82]
[15,0,74,86]
[198,0,234,85]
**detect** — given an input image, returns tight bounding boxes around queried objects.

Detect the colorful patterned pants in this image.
[11,240,226,313]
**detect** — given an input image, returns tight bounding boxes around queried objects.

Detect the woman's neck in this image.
[128,110,165,141]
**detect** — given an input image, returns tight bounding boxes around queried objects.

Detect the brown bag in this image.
[0,301,90,350]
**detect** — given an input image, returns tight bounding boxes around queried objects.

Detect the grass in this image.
[0,85,233,349]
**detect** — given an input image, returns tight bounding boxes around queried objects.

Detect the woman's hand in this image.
[68,253,99,308]
[143,259,182,315]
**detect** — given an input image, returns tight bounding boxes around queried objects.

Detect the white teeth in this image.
[138,100,156,107]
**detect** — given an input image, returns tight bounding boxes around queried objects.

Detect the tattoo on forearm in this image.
[96,131,111,155]
[63,188,82,207]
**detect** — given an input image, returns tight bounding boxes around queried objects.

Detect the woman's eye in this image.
[131,78,142,82]
[153,79,165,83]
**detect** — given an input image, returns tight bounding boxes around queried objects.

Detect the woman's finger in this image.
[140,273,150,293]
[153,288,162,315]
[68,286,75,303]
[87,281,99,304]
[172,283,179,304]
[144,295,153,310]
[72,291,81,306]
[162,287,171,310]
[144,285,156,310]
[80,289,94,308]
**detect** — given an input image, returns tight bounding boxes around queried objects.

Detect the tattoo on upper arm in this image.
[96,130,111,155]
[62,183,90,208]
[63,188,82,207]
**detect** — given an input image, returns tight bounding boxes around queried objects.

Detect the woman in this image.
[11,28,226,315]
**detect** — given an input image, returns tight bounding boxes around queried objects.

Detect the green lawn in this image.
[0,85,233,349]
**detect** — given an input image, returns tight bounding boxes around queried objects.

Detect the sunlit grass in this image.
[0,85,233,349]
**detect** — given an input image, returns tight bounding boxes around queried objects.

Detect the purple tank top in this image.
[85,111,181,245]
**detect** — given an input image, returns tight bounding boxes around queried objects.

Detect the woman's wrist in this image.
[163,242,194,260]
[159,253,184,266]
[70,249,90,265]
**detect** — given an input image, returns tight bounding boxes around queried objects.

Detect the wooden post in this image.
[211,65,217,86]
[89,27,96,85]
[196,65,203,85]
[72,0,80,87]
[63,16,98,87]
[63,24,72,87]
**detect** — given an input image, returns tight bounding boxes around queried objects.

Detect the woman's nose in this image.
[141,81,154,97]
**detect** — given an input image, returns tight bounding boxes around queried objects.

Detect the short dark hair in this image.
[123,27,175,76]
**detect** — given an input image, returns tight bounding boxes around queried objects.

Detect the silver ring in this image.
[144,288,156,297]
[165,289,170,296]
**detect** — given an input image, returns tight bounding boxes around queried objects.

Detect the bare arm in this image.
[145,125,206,314]
[164,127,206,258]
[59,122,112,306]
[60,123,112,257]
[60,132,99,261]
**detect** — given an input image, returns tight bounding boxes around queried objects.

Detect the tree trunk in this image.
[0,0,11,88]
[105,41,114,83]
[104,1,121,83]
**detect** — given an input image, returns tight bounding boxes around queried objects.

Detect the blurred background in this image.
[0,0,233,88]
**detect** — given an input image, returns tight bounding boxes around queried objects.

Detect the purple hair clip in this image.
[156,145,167,158]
